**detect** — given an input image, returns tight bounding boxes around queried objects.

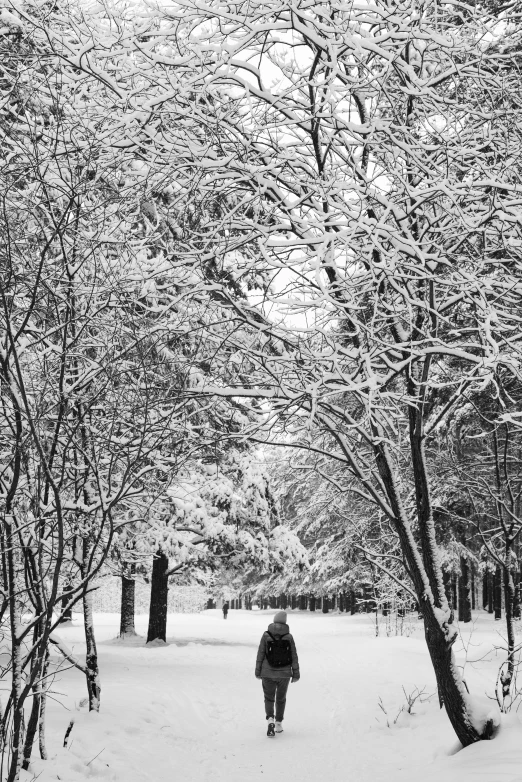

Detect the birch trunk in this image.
[500,552,516,705]
[82,540,101,711]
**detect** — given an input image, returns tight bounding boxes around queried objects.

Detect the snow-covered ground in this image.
[22,610,522,782]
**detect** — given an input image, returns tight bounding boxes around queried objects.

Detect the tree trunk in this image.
[350,590,357,615]
[322,596,329,613]
[494,565,502,620]
[482,569,488,610]
[309,595,316,612]
[443,569,452,606]
[487,569,494,614]
[5,524,24,782]
[38,650,49,760]
[147,550,169,643]
[59,583,73,623]
[471,569,475,611]
[423,609,487,744]
[22,624,47,770]
[364,584,373,613]
[458,557,472,623]
[513,567,521,620]
[22,681,41,771]
[7,632,23,782]
[83,542,101,711]
[372,437,486,745]
[501,555,516,704]
[451,573,458,611]
[120,567,137,637]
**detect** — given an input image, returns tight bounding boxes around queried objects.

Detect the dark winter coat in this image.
[255,622,300,680]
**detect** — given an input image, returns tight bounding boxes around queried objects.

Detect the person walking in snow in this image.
[222,602,229,619]
[255,611,300,737]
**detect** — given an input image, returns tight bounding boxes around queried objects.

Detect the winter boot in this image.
[266,716,275,738]
[275,721,283,733]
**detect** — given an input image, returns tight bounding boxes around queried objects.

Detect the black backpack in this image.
[265,631,292,668]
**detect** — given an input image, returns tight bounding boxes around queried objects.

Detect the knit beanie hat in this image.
[273,611,287,624]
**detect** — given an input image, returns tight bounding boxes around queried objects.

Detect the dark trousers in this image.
[262,677,290,721]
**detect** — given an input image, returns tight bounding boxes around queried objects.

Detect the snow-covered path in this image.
[24,610,522,782]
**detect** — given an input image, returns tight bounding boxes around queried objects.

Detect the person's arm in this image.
[255,634,266,678]
[289,636,300,680]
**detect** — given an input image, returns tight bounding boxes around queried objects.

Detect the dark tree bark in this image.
[59,582,73,623]
[471,569,476,611]
[322,596,329,613]
[488,569,495,614]
[458,556,472,623]
[22,686,41,771]
[482,570,488,610]
[501,556,516,701]
[494,565,502,620]
[443,569,452,606]
[350,590,357,615]
[309,595,316,612]
[299,594,307,610]
[120,566,137,637]
[147,550,169,643]
[22,622,46,770]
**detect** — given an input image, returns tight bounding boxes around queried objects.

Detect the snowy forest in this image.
[1,0,522,779]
